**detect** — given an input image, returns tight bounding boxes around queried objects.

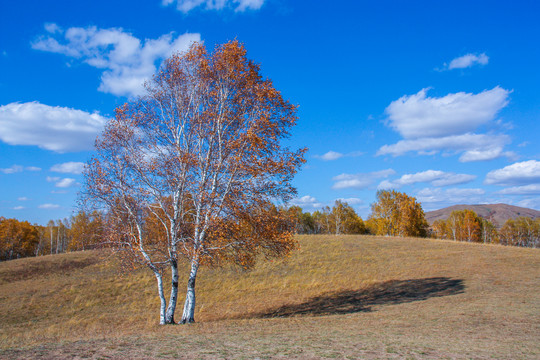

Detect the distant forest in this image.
[1,190,539,261]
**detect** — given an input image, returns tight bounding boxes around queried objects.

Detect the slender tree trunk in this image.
[50,227,53,255]
[181,258,199,324]
[165,259,179,323]
[56,227,60,254]
[35,236,42,257]
[155,272,167,325]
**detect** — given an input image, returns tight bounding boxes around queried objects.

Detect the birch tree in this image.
[500,217,540,247]
[83,41,305,324]
[69,211,104,251]
[368,190,427,237]
[330,200,366,235]
[47,220,55,255]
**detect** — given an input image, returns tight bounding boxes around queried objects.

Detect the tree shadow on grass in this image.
[255,277,465,318]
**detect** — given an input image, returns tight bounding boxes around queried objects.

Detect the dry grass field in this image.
[1,235,539,359]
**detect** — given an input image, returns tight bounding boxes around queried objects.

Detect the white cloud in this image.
[378,170,476,189]
[315,151,363,161]
[46,176,77,188]
[0,165,23,174]
[332,169,395,190]
[163,0,265,13]
[336,197,364,205]
[0,102,106,152]
[46,176,60,182]
[32,24,200,97]
[416,187,485,205]
[50,161,85,174]
[385,87,509,139]
[55,178,78,188]
[431,174,476,187]
[497,184,540,195]
[379,87,511,162]
[485,160,540,186]
[18,197,29,201]
[378,133,511,162]
[44,22,62,34]
[517,198,540,210]
[0,165,41,174]
[13,206,25,210]
[236,0,264,11]
[447,53,489,70]
[39,203,60,209]
[459,148,517,162]
[290,196,364,210]
[377,180,393,190]
[317,151,343,161]
[290,195,323,209]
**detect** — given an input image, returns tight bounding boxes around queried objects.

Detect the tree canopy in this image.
[82,40,306,324]
[367,190,428,237]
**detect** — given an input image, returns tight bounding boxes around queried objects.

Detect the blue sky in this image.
[1,0,539,224]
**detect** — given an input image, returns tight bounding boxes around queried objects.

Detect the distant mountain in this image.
[425,204,540,227]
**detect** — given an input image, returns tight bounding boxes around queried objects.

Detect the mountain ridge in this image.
[424,203,540,227]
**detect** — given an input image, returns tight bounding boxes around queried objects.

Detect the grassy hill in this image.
[1,235,539,359]
[425,203,540,227]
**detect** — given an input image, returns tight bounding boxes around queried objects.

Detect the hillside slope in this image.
[1,235,539,359]
[425,203,540,227]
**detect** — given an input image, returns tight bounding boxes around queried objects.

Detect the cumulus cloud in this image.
[13,206,25,210]
[385,87,509,139]
[0,165,23,174]
[441,53,489,70]
[0,165,42,174]
[32,24,200,97]
[379,87,512,162]
[50,161,85,174]
[378,133,511,162]
[55,178,78,188]
[416,187,485,205]
[332,169,395,190]
[163,0,265,13]
[18,197,29,201]
[316,151,343,161]
[39,203,60,209]
[336,197,364,205]
[46,176,78,188]
[517,198,540,210]
[314,151,363,161]
[378,170,476,189]
[496,184,540,195]
[44,22,62,34]
[484,160,540,186]
[459,148,517,162]
[0,102,106,152]
[290,195,323,209]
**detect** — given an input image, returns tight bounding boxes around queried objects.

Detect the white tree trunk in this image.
[165,259,179,323]
[155,272,167,325]
[50,227,53,255]
[56,227,60,254]
[181,259,199,324]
